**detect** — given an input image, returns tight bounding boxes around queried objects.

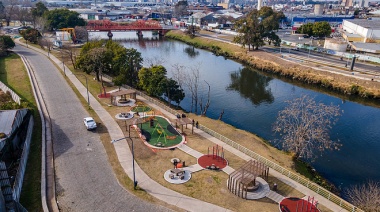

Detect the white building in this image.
[342,19,380,43]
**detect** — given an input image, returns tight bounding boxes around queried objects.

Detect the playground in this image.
[139,116,183,148]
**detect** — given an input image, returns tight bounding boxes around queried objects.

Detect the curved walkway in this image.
[16,41,230,212]
[14,43,170,212]
[17,39,347,212]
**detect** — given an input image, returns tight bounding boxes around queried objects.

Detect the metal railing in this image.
[110,76,362,212]
[0,81,21,105]
[13,116,34,201]
[197,125,362,212]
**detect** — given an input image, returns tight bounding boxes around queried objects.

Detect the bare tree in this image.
[145,56,166,67]
[171,63,186,89]
[184,64,201,113]
[3,0,19,26]
[345,181,380,212]
[74,26,88,42]
[272,95,342,160]
[61,44,77,68]
[199,80,210,116]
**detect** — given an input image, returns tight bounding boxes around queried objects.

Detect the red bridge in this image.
[86,19,163,31]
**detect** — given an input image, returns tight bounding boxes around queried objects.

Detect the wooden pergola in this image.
[228,160,269,199]
[173,117,194,134]
[110,89,136,106]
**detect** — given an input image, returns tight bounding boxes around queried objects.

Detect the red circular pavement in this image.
[279,197,320,212]
[98,93,111,98]
[198,155,228,169]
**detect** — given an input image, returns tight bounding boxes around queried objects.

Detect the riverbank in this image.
[166,30,380,99]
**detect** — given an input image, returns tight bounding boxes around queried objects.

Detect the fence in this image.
[0,81,21,105]
[12,116,34,201]
[197,125,362,212]
[110,75,362,212]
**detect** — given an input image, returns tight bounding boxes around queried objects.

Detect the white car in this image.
[285,32,291,35]
[84,117,97,130]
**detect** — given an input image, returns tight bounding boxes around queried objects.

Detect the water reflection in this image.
[227,68,274,105]
[183,46,200,58]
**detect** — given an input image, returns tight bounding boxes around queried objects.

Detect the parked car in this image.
[285,32,291,35]
[291,47,300,51]
[84,117,97,130]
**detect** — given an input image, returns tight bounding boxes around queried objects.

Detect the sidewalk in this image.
[16,40,230,212]
[18,40,347,212]
[138,93,348,212]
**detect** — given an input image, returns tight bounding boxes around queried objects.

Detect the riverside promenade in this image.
[17,39,349,212]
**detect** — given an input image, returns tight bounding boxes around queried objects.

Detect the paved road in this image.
[200,32,380,75]
[14,45,170,212]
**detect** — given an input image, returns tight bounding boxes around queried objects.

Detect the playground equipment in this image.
[208,145,225,162]
[279,196,320,212]
[152,123,167,145]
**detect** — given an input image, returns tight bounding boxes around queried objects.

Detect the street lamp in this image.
[73,74,90,108]
[60,48,66,76]
[111,136,137,189]
[308,39,312,58]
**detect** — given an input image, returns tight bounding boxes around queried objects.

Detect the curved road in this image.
[14,45,170,212]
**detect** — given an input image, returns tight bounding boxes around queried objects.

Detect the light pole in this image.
[73,74,90,108]
[308,39,312,58]
[60,48,66,76]
[111,136,137,189]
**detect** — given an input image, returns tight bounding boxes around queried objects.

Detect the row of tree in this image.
[75,40,185,107]
[1,1,85,31]
[296,21,332,38]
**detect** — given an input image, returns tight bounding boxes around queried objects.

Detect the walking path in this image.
[16,41,230,212]
[18,40,348,212]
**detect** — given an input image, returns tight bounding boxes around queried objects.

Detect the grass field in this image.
[140,116,182,147]
[132,105,152,112]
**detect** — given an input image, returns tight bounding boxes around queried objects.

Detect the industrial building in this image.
[291,15,355,31]
[342,19,380,53]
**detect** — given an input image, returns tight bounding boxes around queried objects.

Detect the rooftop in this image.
[344,19,380,29]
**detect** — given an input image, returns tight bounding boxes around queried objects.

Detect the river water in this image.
[121,39,380,193]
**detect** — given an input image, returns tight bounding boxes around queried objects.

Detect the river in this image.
[121,39,380,194]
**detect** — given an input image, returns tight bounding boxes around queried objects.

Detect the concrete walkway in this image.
[137,92,348,212]
[19,40,347,212]
[17,41,230,212]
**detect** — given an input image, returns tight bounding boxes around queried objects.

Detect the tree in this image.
[296,23,313,36]
[121,48,143,87]
[3,0,19,26]
[75,40,113,80]
[272,95,341,160]
[174,0,188,18]
[0,2,4,21]
[74,26,88,42]
[345,181,380,212]
[163,78,185,107]
[31,2,48,28]
[138,65,167,97]
[312,21,332,38]
[233,7,283,50]
[44,9,85,30]
[20,28,41,44]
[0,35,15,56]
[0,35,15,49]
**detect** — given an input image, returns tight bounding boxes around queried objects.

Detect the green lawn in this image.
[140,116,182,147]
[132,105,152,112]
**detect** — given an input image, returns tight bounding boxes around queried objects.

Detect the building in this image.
[291,15,355,31]
[0,109,33,211]
[342,19,380,43]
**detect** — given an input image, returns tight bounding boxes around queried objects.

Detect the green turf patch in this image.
[140,116,182,147]
[132,105,152,112]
